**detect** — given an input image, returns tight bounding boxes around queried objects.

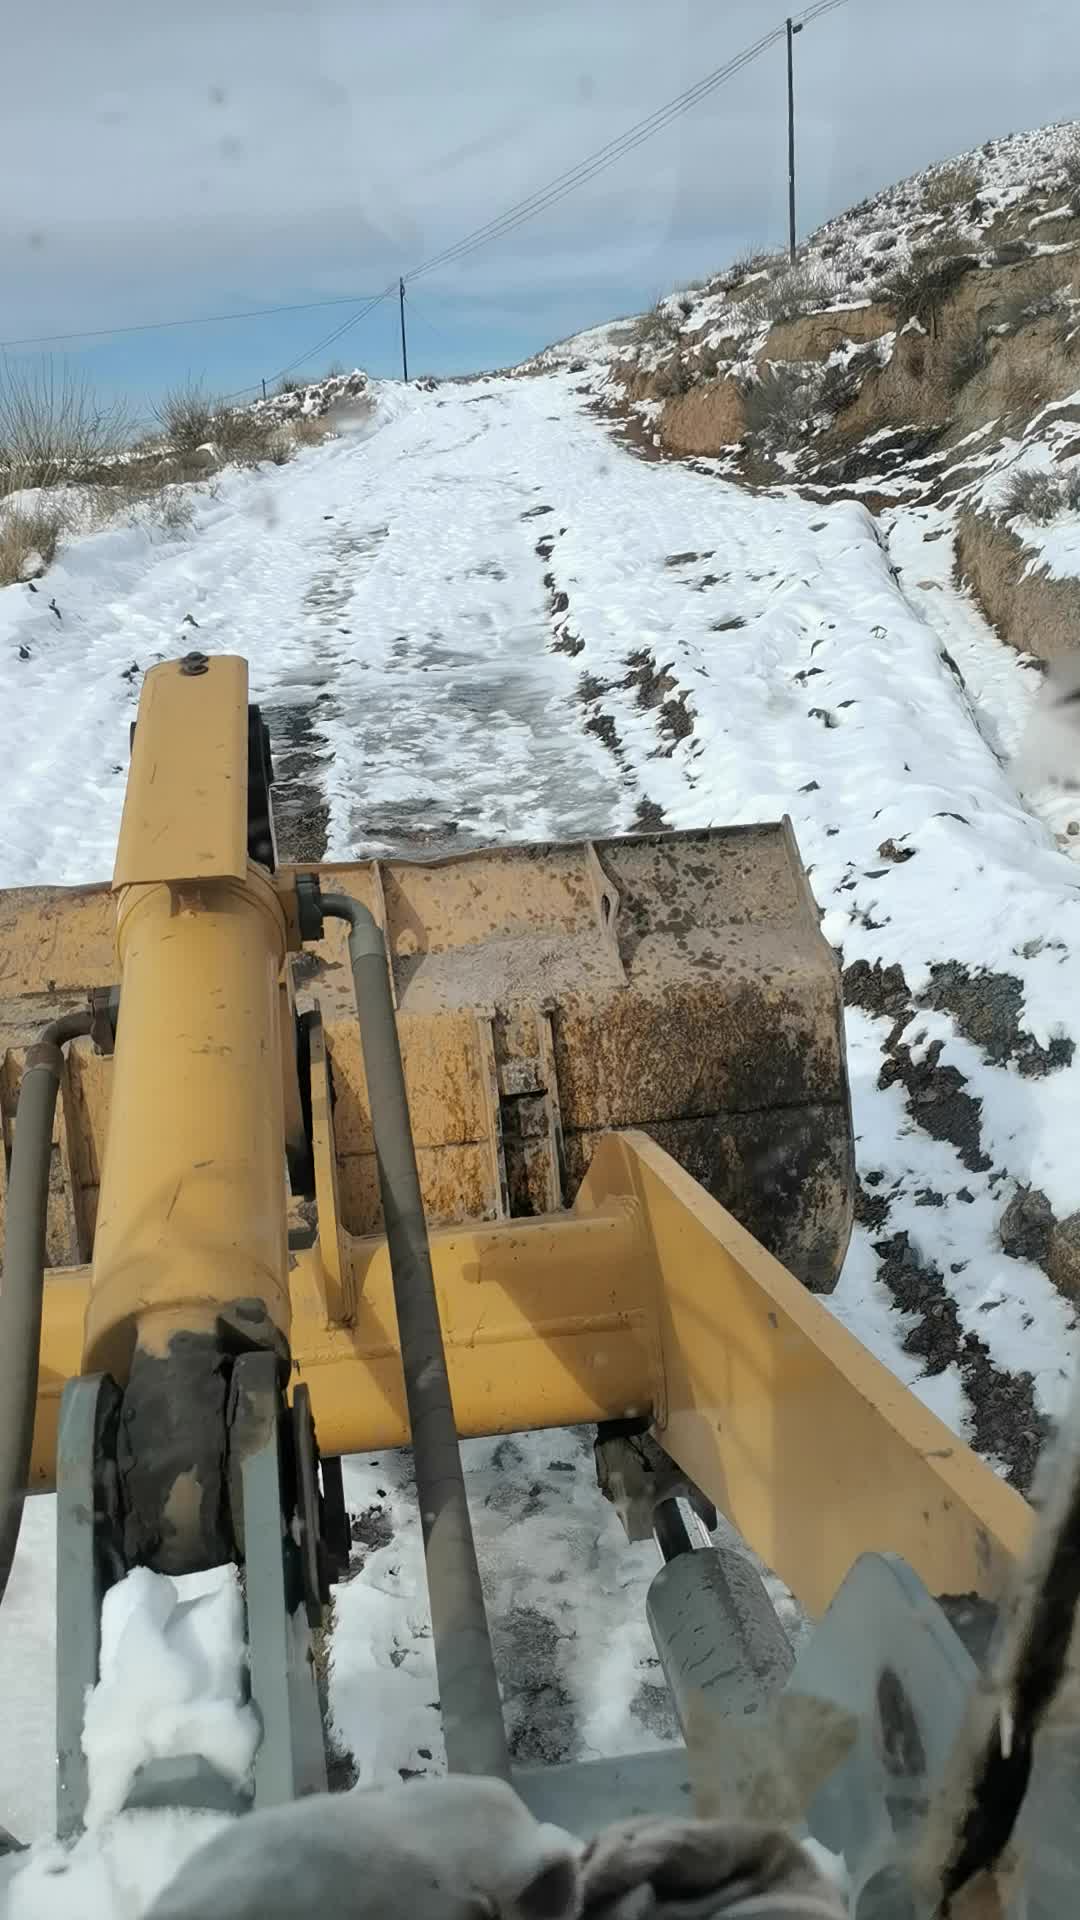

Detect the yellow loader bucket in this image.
[0,820,852,1296]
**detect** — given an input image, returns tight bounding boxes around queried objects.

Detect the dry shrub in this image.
[201,406,273,466]
[737,263,842,333]
[651,354,693,398]
[292,415,334,448]
[886,235,977,330]
[154,488,197,533]
[727,247,785,285]
[1001,468,1080,523]
[0,500,67,585]
[154,384,282,468]
[820,343,880,416]
[260,428,293,466]
[1061,138,1080,211]
[992,286,1066,334]
[1005,364,1052,418]
[741,364,819,445]
[921,162,981,211]
[0,361,132,492]
[948,331,991,393]
[154,381,217,453]
[630,300,683,352]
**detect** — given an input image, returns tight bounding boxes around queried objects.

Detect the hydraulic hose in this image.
[320,894,510,1781]
[0,1010,93,1606]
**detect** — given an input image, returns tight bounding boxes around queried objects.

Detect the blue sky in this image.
[4,0,1080,410]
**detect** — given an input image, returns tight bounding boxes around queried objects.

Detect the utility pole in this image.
[398,277,409,383]
[786,18,803,262]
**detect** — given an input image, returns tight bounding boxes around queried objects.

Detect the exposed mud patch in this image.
[630,1674,680,1740]
[842,958,912,1022]
[1000,1185,1054,1262]
[623,650,677,709]
[873,1231,1049,1489]
[844,958,992,1172]
[349,1502,394,1559]
[586,711,623,757]
[493,1605,577,1765]
[854,1177,893,1231]
[634,797,669,830]
[262,695,331,861]
[923,961,1074,1077]
[879,1036,992,1173]
[656,692,696,751]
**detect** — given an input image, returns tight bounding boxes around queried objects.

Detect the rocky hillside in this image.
[513,119,1080,1420]
[527,118,1080,682]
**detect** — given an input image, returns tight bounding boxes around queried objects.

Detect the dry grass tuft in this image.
[736,263,842,334]
[630,300,683,352]
[921,162,981,212]
[0,501,68,586]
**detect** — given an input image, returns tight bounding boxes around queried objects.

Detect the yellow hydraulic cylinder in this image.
[79,654,293,1571]
[84,865,290,1381]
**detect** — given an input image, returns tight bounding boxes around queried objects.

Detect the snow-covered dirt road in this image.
[2,368,1079,1893]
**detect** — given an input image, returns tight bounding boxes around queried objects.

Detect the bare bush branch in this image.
[0,360,132,491]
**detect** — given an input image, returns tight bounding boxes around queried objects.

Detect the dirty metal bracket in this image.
[55,1358,334,1836]
[595,1423,717,1544]
[229,1351,328,1808]
[56,1372,124,1838]
[485,1008,569,1217]
[583,839,626,981]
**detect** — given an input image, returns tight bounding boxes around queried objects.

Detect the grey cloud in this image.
[3,0,1080,365]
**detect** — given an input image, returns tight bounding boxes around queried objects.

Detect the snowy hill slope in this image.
[1,343,1079,1899]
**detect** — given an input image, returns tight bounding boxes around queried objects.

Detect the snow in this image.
[3,1812,231,1920]
[3,341,1080,1902]
[329,1432,682,1781]
[81,1567,258,1828]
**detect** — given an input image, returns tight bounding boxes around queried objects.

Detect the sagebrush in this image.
[630,301,683,352]
[1001,468,1080,523]
[887,236,977,330]
[948,332,990,393]
[921,162,981,211]
[741,364,819,446]
[737,263,842,334]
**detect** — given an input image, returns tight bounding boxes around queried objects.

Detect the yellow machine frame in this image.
[3,657,1031,1622]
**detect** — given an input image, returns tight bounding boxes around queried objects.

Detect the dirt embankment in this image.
[955,509,1080,658]
[612,236,1080,478]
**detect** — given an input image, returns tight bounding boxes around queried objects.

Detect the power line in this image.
[797,0,852,24]
[403,26,789,285]
[0,290,388,353]
[272,284,397,379]
[6,0,852,394]
[244,1,851,388]
[403,291,453,342]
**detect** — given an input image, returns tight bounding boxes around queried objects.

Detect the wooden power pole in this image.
[398,278,409,383]
[787,18,803,261]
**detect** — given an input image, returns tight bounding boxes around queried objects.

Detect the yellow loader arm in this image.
[0,653,1058,1916]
